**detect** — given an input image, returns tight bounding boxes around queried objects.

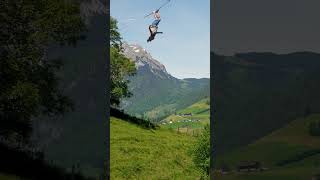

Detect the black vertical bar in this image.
[210,0,215,179]
[106,0,110,179]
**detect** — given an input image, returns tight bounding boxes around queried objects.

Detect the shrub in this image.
[191,124,210,176]
[309,121,320,136]
[110,108,158,129]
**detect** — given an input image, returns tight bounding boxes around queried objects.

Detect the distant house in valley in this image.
[237,161,262,172]
[178,113,192,117]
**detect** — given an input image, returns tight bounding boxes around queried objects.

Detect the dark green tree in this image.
[110,17,136,106]
[0,0,86,140]
[110,17,122,50]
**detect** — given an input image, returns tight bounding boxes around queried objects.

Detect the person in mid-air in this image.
[152,9,161,27]
[147,10,163,42]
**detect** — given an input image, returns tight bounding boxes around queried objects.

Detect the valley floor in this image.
[214,114,320,180]
[161,98,210,136]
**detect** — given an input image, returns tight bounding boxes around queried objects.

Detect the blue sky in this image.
[111,0,210,79]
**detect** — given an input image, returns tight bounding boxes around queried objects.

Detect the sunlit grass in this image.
[110,117,202,179]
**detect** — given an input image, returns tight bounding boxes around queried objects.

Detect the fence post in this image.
[71,164,75,180]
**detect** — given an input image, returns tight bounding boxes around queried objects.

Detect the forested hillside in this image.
[121,43,210,122]
[213,52,320,153]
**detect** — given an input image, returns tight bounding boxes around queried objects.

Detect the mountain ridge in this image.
[212,51,320,154]
[120,43,210,121]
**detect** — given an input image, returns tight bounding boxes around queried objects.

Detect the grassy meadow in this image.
[214,114,320,180]
[161,98,210,135]
[110,117,204,179]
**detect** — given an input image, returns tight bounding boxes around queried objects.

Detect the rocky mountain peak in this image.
[80,0,107,24]
[122,42,172,79]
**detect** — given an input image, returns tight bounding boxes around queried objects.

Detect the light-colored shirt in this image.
[154,12,161,20]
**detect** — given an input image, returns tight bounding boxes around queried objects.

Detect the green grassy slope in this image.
[161,98,210,133]
[214,114,320,180]
[110,117,202,179]
[0,174,20,180]
[213,52,320,154]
